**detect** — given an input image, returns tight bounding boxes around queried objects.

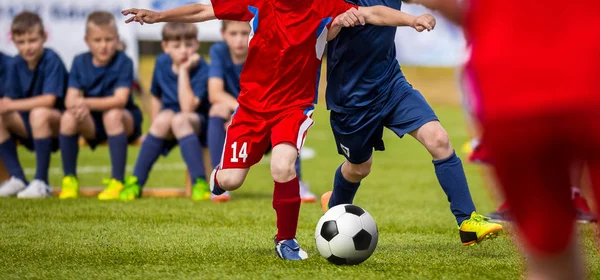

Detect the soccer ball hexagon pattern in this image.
[315,204,378,265]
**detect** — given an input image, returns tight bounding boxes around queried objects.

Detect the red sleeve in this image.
[210,0,254,21]
[315,0,358,19]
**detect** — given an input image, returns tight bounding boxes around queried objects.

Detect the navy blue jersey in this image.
[326,0,410,114]
[5,48,67,108]
[0,52,11,97]
[150,53,209,113]
[208,42,243,98]
[69,51,139,111]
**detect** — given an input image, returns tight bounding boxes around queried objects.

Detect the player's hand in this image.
[122,8,161,25]
[333,8,366,28]
[181,54,201,71]
[412,14,436,32]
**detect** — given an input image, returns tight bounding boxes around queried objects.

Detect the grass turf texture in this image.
[3,60,600,278]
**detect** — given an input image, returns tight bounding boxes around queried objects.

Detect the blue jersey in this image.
[69,51,139,111]
[208,42,243,98]
[150,53,209,113]
[5,48,67,108]
[0,52,11,97]
[326,0,410,114]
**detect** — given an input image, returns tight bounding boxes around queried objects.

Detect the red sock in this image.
[273,176,301,242]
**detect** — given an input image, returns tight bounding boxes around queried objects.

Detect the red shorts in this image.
[220,105,314,169]
[484,112,600,254]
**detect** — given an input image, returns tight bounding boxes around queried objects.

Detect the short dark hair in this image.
[221,20,250,32]
[162,22,198,42]
[86,11,117,33]
[11,11,44,37]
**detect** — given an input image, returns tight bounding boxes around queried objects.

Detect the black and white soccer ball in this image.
[315,204,378,265]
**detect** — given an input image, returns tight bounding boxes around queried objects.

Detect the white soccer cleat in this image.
[300,181,316,203]
[17,179,51,199]
[0,177,27,197]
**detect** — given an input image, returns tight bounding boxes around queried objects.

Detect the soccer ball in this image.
[315,204,378,265]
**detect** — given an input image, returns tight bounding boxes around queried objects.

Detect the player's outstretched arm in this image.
[334,6,436,32]
[122,4,216,25]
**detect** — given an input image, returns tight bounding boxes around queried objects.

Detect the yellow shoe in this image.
[459,211,503,246]
[320,191,332,213]
[461,140,473,154]
[59,176,79,199]
[98,179,124,201]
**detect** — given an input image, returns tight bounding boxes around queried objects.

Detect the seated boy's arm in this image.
[178,54,201,113]
[1,95,56,113]
[122,4,216,24]
[65,87,83,109]
[208,78,238,112]
[83,88,130,111]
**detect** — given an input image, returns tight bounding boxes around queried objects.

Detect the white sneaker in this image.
[0,177,27,197]
[17,179,51,199]
[300,181,316,203]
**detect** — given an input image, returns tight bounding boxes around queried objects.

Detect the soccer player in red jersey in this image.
[122,0,436,260]
[415,0,600,278]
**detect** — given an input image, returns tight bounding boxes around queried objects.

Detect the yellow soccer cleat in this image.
[192,178,211,201]
[98,179,124,201]
[59,176,79,199]
[459,211,503,246]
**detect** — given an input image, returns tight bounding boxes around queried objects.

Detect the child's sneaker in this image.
[0,177,27,197]
[300,181,316,203]
[119,176,142,201]
[209,167,226,196]
[211,191,231,202]
[17,179,51,199]
[274,238,308,260]
[98,179,124,200]
[59,175,79,199]
[192,178,211,201]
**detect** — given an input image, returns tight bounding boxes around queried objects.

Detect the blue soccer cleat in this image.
[274,238,308,260]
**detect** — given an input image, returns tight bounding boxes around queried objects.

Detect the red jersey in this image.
[211,0,356,113]
[466,0,600,120]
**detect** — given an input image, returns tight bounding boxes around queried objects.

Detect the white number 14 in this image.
[231,142,248,163]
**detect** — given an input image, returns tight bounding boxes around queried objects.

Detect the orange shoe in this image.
[320,191,332,213]
[211,191,231,203]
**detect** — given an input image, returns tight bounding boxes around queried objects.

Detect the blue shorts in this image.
[161,112,207,156]
[330,82,438,164]
[15,112,59,152]
[85,108,143,150]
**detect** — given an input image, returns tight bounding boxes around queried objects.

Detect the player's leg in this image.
[0,112,30,196]
[96,109,135,200]
[207,103,231,169]
[486,118,580,280]
[58,109,96,199]
[17,108,61,198]
[171,112,210,201]
[321,109,383,212]
[120,110,174,201]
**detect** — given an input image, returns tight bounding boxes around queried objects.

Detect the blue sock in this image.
[59,134,79,177]
[132,134,164,187]
[179,134,206,181]
[207,117,226,168]
[295,157,302,181]
[33,138,52,183]
[108,133,128,182]
[433,151,476,225]
[0,138,27,182]
[328,164,361,208]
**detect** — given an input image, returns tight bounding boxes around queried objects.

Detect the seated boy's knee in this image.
[209,103,231,119]
[149,113,174,135]
[102,109,124,125]
[60,110,78,133]
[29,108,51,128]
[170,113,194,129]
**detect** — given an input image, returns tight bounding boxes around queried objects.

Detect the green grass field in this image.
[2,104,600,279]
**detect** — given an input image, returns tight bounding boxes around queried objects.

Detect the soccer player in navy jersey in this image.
[207,20,316,203]
[0,52,10,98]
[0,12,67,198]
[118,23,211,201]
[58,12,143,200]
[320,0,503,246]
[122,0,435,260]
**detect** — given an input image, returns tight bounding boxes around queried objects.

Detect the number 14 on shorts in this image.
[231,142,248,163]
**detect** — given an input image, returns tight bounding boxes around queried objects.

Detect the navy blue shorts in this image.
[161,112,207,156]
[330,82,438,164]
[15,112,60,152]
[85,108,143,150]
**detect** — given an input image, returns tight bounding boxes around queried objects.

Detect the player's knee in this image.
[29,108,51,129]
[425,128,451,153]
[170,113,193,129]
[209,103,231,119]
[349,161,372,178]
[218,174,244,190]
[102,109,125,131]
[149,113,173,136]
[271,158,297,182]
[60,111,78,134]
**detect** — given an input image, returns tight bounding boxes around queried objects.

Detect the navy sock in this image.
[295,157,302,181]
[328,164,361,208]
[108,133,128,181]
[132,134,164,187]
[433,151,476,225]
[0,138,26,182]
[33,138,52,183]
[207,117,226,168]
[59,134,79,177]
[179,134,206,181]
